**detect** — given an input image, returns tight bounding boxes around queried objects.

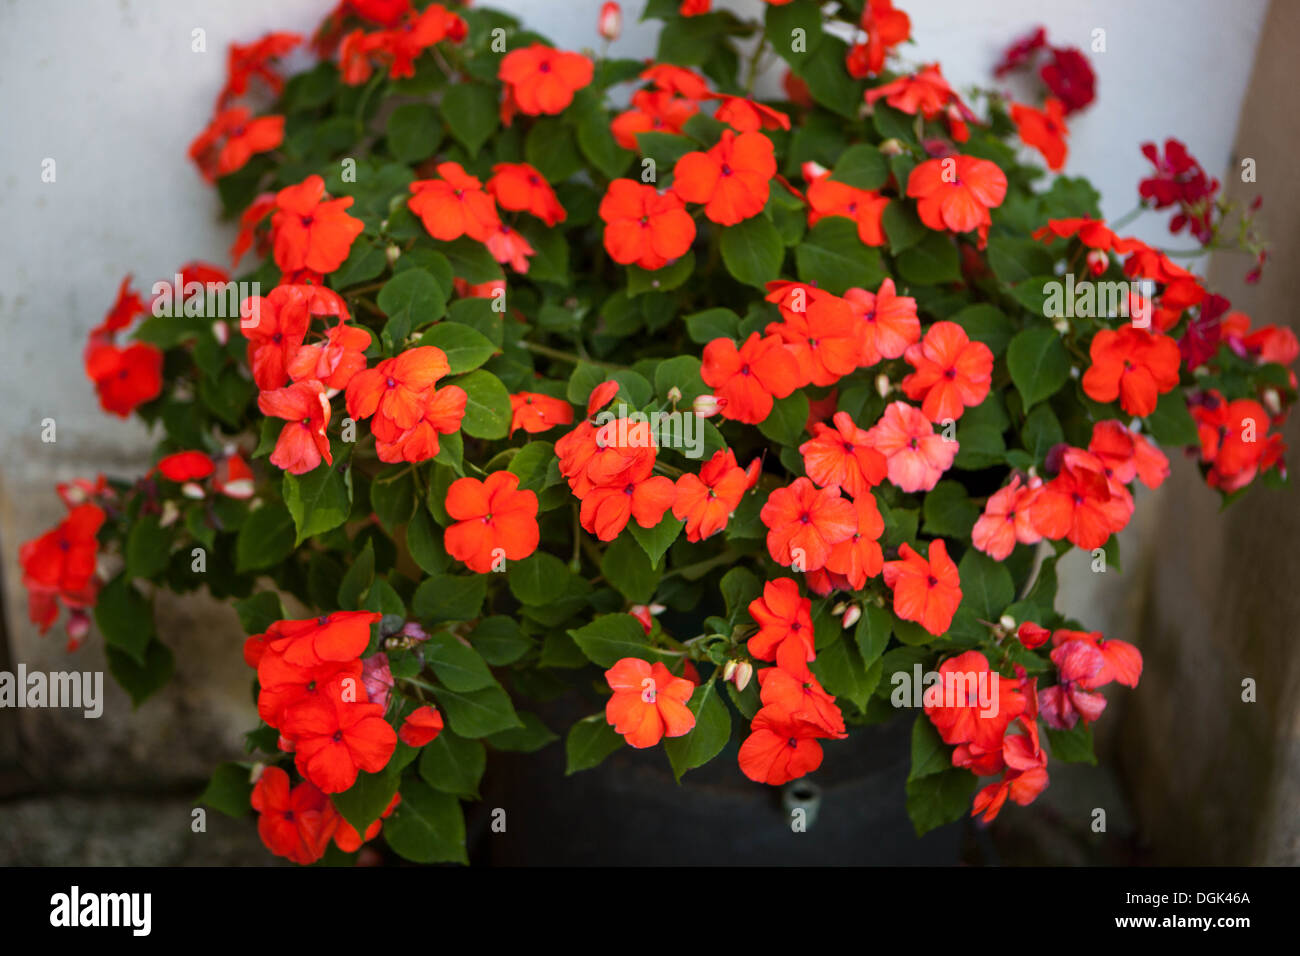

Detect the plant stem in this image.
[519,340,623,369]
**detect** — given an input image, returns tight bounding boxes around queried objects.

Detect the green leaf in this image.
[440,237,503,284]
[628,251,694,297]
[419,731,486,798]
[1007,327,1070,410]
[628,514,684,569]
[569,614,664,668]
[810,636,879,710]
[525,117,582,182]
[950,304,1016,357]
[830,144,888,190]
[508,441,560,492]
[854,603,892,664]
[386,102,444,162]
[664,680,731,781]
[576,105,632,178]
[507,552,572,605]
[406,506,449,575]
[795,35,860,118]
[332,764,400,833]
[378,269,447,350]
[104,640,174,708]
[383,779,468,864]
[765,0,826,66]
[234,591,284,636]
[337,539,375,610]
[601,533,662,603]
[432,683,522,738]
[684,307,741,344]
[881,200,927,253]
[796,218,885,293]
[235,502,295,572]
[199,762,252,819]
[905,768,977,836]
[720,214,785,289]
[958,548,1015,620]
[987,236,1057,285]
[1021,403,1065,461]
[1143,389,1198,446]
[369,464,416,532]
[1045,722,1098,765]
[486,711,559,752]
[440,82,498,155]
[565,715,625,774]
[454,370,512,439]
[758,390,809,445]
[469,616,534,666]
[420,322,496,375]
[895,231,961,285]
[907,714,952,781]
[412,573,487,623]
[282,457,352,545]
[921,480,979,539]
[125,515,171,580]
[424,631,497,692]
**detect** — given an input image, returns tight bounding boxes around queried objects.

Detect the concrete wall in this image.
[0,0,1272,862]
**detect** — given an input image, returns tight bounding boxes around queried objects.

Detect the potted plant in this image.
[22,0,1292,865]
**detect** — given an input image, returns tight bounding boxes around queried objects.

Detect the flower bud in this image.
[385,243,401,267]
[66,609,90,645]
[998,614,1016,632]
[1263,388,1281,415]
[841,605,861,629]
[878,138,905,157]
[692,394,725,418]
[211,319,229,346]
[1017,621,1051,650]
[598,2,622,42]
[723,660,738,683]
[1086,249,1109,276]
[160,500,182,527]
[180,481,205,501]
[666,386,682,404]
[734,660,754,693]
[875,373,891,398]
[1052,315,1070,335]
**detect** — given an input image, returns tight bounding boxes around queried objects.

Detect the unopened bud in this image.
[385,244,401,267]
[597,1,622,41]
[693,394,725,418]
[875,373,891,398]
[1086,249,1109,276]
[723,660,738,682]
[666,386,682,404]
[841,605,861,629]
[211,319,229,346]
[160,500,182,527]
[180,481,205,501]
[734,660,754,692]
[831,601,847,615]
[1263,388,1281,415]
[878,138,906,157]
[66,608,90,642]
[1052,315,1070,334]
[998,614,1016,632]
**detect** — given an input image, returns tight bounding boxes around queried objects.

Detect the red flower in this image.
[924,650,1026,753]
[972,474,1042,561]
[825,493,885,590]
[1011,98,1068,171]
[766,289,861,387]
[700,333,800,425]
[263,610,381,668]
[799,411,886,499]
[287,320,372,391]
[375,384,466,464]
[604,657,696,748]
[334,792,400,853]
[1081,326,1181,417]
[399,705,445,747]
[93,276,147,337]
[219,32,302,108]
[188,107,284,181]
[1138,138,1220,244]
[1040,47,1096,114]
[579,455,676,541]
[1028,448,1132,550]
[510,391,574,435]
[901,321,994,423]
[846,0,911,78]
[738,707,830,785]
[611,88,700,149]
[84,341,163,417]
[488,163,567,227]
[598,179,696,270]
[844,278,920,366]
[271,174,365,275]
[760,477,857,573]
[883,539,962,636]
[444,471,540,572]
[346,345,452,441]
[755,666,846,738]
[408,162,501,242]
[865,400,957,493]
[19,504,105,634]
[747,578,816,675]
[672,449,753,542]
[281,680,398,793]
[157,451,216,483]
[907,155,1007,243]
[711,95,791,134]
[369,3,466,79]
[258,380,333,475]
[241,284,345,390]
[1037,640,1108,730]
[230,193,276,266]
[250,766,339,865]
[672,130,777,226]
[1088,420,1169,490]
[499,44,594,117]
[805,170,889,247]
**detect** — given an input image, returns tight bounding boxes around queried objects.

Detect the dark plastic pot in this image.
[467,698,964,865]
